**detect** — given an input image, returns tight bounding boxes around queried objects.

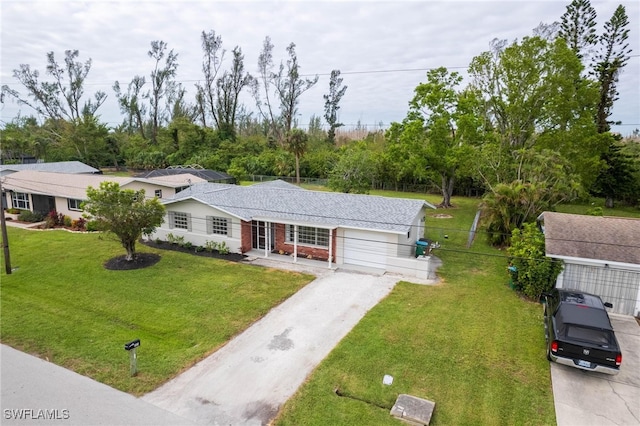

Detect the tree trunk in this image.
[438,174,455,208]
[295,154,300,185]
[605,196,614,208]
[123,240,136,261]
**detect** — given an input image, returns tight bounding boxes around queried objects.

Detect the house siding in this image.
[152,200,243,254]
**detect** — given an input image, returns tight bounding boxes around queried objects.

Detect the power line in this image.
[5,174,639,254]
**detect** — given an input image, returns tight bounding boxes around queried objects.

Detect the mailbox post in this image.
[124,339,140,377]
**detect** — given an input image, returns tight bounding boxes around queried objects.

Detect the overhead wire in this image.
[3,174,638,272]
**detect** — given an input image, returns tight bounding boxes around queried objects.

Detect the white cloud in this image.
[1,0,638,134]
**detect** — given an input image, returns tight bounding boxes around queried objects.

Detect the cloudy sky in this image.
[1,0,638,135]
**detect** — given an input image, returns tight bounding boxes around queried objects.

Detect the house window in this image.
[12,192,30,210]
[207,216,229,235]
[169,211,191,231]
[68,198,83,211]
[155,189,162,198]
[285,225,329,247]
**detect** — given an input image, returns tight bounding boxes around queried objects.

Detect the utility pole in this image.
[0,178,12,275]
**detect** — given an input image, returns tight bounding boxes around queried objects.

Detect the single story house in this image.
[1,170,206,220]
[539,212,640,316]
[152,180,437,278]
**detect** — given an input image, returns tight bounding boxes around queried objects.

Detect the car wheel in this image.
[546,344,552,361]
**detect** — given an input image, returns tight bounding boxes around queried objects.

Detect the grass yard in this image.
[0,227,313,395]
[274,196,557,425]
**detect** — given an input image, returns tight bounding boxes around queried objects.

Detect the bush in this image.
[217,241,230,255]
[6,208,22,214]
[166,233,185,246]
[64,216,73,227]
[71,218,87,231]
[18,210,45,223]
[507,222,564,300]
[86,220,100,232]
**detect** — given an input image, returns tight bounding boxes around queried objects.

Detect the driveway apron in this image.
[142,270,400,425]
[551,314,640,426]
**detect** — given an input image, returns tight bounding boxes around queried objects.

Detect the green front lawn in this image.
[0,228,313,395]
[274,198,556,425]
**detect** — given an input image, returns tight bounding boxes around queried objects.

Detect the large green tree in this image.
[390,67,481,207]
[83,182,165,261]
[328,141,376,194]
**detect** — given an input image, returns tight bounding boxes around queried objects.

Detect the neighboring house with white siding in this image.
[539,212,640,316]
[152,180,437,279]
[1,170,205,220]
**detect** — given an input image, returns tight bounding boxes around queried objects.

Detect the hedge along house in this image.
[539,212,640,316]
[152,180,437,278]
[1,170,207,220]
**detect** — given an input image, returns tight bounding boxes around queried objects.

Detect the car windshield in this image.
[566,325,613,346]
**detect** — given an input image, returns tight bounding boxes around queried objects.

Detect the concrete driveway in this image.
[142,268,405,425]
[551,314,640,426]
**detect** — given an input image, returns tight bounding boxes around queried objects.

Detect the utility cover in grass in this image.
[390,394,435,426]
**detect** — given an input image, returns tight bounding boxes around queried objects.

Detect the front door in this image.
[251,221,275,250]
[32,194,56,215]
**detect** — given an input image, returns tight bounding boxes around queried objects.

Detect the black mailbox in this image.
[124,339,140,351]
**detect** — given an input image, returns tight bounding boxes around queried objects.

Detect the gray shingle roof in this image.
[541,212,640,265]
[166,181,436,233]
[135,167,233,182]
[0,161,100,175]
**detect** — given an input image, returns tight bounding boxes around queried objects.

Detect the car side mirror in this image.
[604,302,613,308]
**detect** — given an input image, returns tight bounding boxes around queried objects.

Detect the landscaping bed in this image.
[140,239,246,262]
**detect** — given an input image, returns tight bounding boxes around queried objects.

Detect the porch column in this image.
[264,221,270,258]
[293,225,298,263]
[328,228,333,269]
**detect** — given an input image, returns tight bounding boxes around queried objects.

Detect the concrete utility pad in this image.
[390,394,435,425]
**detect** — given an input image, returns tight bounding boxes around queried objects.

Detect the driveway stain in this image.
[268,328,294,351]
[243,400,278,425]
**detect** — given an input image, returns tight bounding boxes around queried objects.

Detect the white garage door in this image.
[561,263,639,316]
[343,229,388,269]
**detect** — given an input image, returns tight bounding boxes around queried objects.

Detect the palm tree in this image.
[286,129,308,184]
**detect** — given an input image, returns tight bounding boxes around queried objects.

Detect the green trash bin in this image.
[415,240,429,257]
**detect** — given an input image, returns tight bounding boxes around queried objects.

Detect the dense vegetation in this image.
[1,1,638,243]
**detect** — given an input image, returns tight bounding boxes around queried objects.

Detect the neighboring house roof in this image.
[540,212,640,266]
[2,170,129,200]
[2,171,206,200]
[165,181,436,234]
[135,167,233,182]
[0,161,100,175]
[130,173,207,188]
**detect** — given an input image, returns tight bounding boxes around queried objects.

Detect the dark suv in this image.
[543,288,622,375]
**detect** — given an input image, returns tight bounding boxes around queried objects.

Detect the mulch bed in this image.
[140,240,247,262]
[104,253,161,270]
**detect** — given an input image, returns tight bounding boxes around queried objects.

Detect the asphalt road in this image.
[0,344,197,426]
[551,314,640,426]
